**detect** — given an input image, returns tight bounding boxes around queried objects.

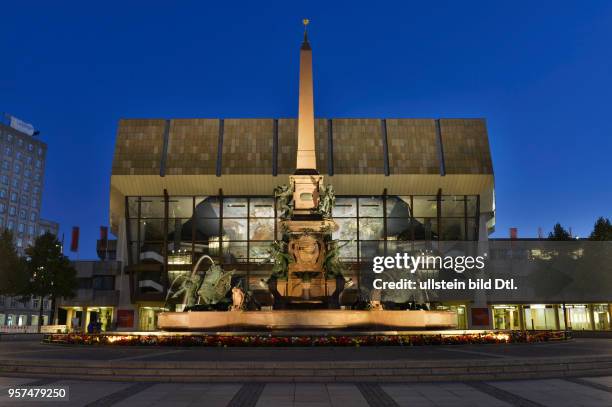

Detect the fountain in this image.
[156,21,457,332]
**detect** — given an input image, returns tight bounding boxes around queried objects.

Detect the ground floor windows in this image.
[593,304,611,330]
[0,313,50,331]
[524,305,558,330]
[491,303,611,331]
[139,306,168,331]
[562,305,590,331]
[493,305,521,330]
[59,306,114,332]
[433,304,467,329]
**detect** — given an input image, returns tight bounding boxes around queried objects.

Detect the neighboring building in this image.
[56,259,121,332]
[52,239,119,332]
[97,238,117,261]
[0,115,59,331]
[0,295,52,329]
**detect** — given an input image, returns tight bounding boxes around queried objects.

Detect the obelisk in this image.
[291,19,322,216]
[296,19,316,171]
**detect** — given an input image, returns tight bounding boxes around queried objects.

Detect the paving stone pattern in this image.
[0,376,611,406]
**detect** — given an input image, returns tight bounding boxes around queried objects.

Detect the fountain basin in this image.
[157,310,457,331]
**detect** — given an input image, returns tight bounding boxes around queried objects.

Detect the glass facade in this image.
[524,304,558,330]
[126,194,480,269]
[493,305,521,330]
[489,303,612,331]
[125,194,481,300]
[593,304,611,330]
[433,304,468,329]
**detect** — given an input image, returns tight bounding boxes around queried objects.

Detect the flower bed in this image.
[43,330,568,347]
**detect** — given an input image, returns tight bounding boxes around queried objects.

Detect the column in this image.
[66,308,73,330]
[553,305,561,330]
[518,305,525,330]
[81,306,88,332]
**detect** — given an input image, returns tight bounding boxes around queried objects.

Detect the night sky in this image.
[1,1,611,259]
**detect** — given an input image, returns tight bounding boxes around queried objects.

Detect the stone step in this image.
[1,356,611,382]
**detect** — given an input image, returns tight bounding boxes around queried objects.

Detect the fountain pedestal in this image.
[282,218,337,299]
[282,173,337,299]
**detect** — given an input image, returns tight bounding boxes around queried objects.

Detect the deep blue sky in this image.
[2,1,611,259]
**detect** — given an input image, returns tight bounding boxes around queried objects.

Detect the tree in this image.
[25,232,77,332]
[548,223,572,241]
[589,217,612,241]
[0,230,28,296]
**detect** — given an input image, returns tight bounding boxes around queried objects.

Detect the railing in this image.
[41,325,67,334]
[0,325,65,334]
[0,326,39,334]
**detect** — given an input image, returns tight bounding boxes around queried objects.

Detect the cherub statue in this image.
[230,287,245,311]
[317,184,335,218]
[274,184,294,219]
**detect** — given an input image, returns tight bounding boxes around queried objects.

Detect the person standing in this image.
[71,315,79,332]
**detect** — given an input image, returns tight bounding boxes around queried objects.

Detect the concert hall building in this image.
[105,32,610,333]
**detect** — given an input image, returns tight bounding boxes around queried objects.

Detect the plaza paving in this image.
[0,376,610,406]
[0,338,610,406]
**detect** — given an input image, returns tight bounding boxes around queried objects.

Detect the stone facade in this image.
[314,119,330,174]
[386,119,440,174]
[331,119,385,175]
[166,119,218,175]
[222,119,274,175]
[112,119,165,176]
[440,119,493,175]
[112,118,492,177]
[277,119,298,175]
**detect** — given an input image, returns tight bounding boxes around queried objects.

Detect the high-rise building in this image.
[0,114,58,330]
[0,115,53,250]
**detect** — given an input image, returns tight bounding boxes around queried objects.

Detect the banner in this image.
[70,226,79,252]
[100,226,108,249]
[9,116,35,136]
[116,310,134,328]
